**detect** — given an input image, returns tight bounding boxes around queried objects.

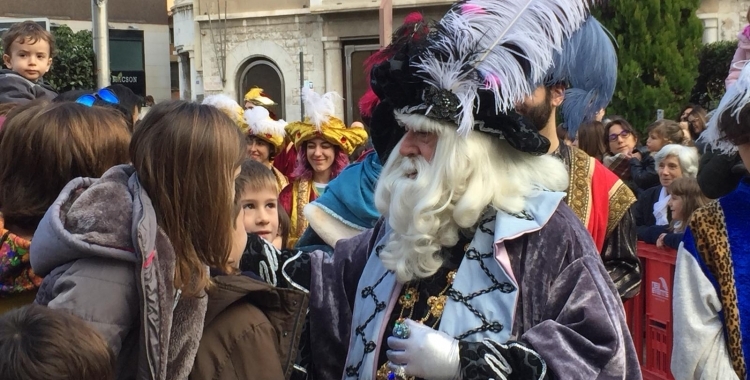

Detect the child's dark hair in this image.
[718,103,750,146]
[0,304,115,380]
[2,21,56,58]
[278,206,291,249]
[236,158,278,195]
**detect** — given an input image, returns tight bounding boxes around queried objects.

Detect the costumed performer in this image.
[671,59,750,380]
[244,105,290,191]
[515,15,641,299]
[241,1,641,379]
[280,87,368,248]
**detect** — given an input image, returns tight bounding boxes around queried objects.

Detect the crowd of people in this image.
[0,2,749,380]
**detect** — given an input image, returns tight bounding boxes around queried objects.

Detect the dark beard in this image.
[516,90,553,131]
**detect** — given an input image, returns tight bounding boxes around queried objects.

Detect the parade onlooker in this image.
[280,87,367,248]
[637,177,709,250]
[236,159,280,246]
[30,101,244,380]
[672,60,750,379]
[629,119,686,194]
[574,120,607,162]
[0,21,57,104]
[0,304,115,380]
[685,106,708,152]
[190,175,308,380]
[556,124,574,146]
[603,117,640,190]
[105,84,142,126]
[678,103,696,122]
[634,144,699,230]
[0,102,131,314]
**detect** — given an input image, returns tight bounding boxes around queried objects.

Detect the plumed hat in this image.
[702,60,750,154]
[244,106,287,152]
[202,94,249,133]
[370,0,604,154]
[244,87,277,106]
[286,87,368,156]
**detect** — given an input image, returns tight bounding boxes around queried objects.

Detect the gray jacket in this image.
[30,165,207,380]
[0,69,57,104]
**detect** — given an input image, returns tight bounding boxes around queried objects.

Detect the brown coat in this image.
[189,274,308,380]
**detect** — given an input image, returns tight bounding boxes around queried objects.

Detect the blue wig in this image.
[544,16,617,139]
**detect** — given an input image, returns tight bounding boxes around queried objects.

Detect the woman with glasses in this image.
[603,118,642,193]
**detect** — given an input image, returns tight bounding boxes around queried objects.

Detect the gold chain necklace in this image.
[375,270,457,380]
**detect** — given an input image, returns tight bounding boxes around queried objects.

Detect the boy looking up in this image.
[0,21,57,104]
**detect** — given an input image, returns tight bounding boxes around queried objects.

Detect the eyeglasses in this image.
[76,88,120,107]
[608,130,632,142]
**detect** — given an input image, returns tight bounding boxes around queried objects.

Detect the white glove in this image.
[386,319,461,380]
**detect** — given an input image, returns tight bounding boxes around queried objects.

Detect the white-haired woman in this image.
[634,144,700,230]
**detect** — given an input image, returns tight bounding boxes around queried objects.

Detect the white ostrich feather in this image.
[701,60,750,154]
[202,94,242,114]
[302,86,340,130]
[244,106,287,137]
[416,0,591,136]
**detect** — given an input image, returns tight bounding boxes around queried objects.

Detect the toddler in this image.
[0,21,57,104]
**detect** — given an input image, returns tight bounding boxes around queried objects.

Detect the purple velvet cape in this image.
[305,202,642,380]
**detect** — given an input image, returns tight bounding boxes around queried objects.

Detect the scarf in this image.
[653,186,671,226]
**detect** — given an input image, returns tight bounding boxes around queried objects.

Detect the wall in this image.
[699,0,750,42]
[64,20,171,102]
[199,14,325,121]
[0,0,167,24]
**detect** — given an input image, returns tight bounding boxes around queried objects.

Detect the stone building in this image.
[1,0,172,101]
[172,0,453,124]
[699,0,750,43]
[171,0,748,123]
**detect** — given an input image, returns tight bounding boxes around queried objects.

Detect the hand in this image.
[656,233,666,249]
[386,319,460,380]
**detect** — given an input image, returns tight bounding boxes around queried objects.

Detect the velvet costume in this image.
[672,178,750,379]
[241,197,642,380]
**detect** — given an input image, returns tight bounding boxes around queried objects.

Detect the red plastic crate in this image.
[635,242,677,380]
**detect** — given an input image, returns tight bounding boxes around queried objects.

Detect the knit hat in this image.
[370,0,602,154]
[244,106,287,152]
[244,87,277,106]
[202,94,249,133]
[286,87,368,155]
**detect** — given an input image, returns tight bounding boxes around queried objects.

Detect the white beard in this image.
[375,153,466,284]
[374,113,570,284]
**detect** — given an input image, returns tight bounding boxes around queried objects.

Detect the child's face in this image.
[240,185,280,243]
[646,133,667,153]
[3,38,52,81]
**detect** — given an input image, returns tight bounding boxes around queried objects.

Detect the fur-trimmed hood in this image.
[31,165,207,380]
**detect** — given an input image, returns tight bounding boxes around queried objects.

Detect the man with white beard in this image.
[239,1,642,379]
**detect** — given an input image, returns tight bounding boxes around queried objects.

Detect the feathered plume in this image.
[202,94,248,131]
[552,16,617,138]
[301,86,339,130]
[244,106,287,137]
[359,12,429,118]
[701,60,750,154]
[415,0,592,136]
